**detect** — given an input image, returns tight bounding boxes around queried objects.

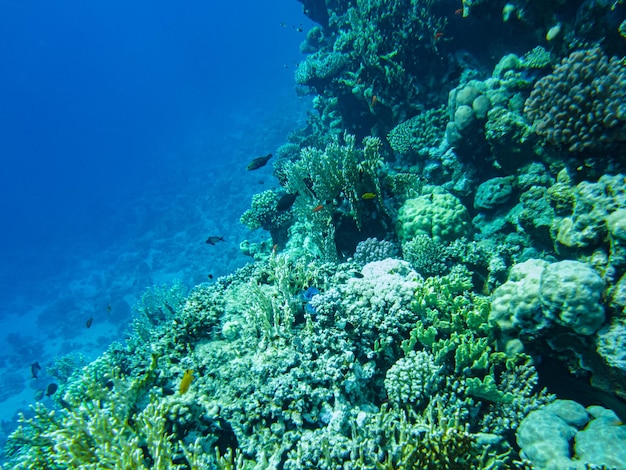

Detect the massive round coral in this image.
[524,46,626,153]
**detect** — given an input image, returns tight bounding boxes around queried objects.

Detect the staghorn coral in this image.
[524,46,626,153]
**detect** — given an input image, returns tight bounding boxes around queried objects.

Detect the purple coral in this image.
[524,46,626,153]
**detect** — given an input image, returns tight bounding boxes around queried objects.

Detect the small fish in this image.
[45,383,58,397]
[454,8,463,15]
[370,95,378,107]
[276,192,298,211]
[350,270,365,279]
[86,317,93,329]
[207,274,214,280]
[312,204,324,212]
[361,192,377,200]
[179,369,194,394]
[106,304,112,313]
[434,32,444,40]
[246,153,272,171]
[205,236,225,245]
[31,361,42,379]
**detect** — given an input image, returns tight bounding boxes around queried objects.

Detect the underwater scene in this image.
[2,0,626,468]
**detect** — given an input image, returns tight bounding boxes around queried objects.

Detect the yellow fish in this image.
[361,192,377,200]
[179,369,194,394]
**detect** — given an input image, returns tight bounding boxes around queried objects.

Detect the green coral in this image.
[521,46,552,69]
[397,186,472,243]
[4,257,552,469]
[402,234,450,277]
[284,134,385,230]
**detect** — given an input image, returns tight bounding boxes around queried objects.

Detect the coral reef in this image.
[517,400,626,469]
[240,189,294,247]
[5,1,626,468]
[491,259,606,337]
[397,186,472,244]
[387,106,448,158]
[296,0,449,136]
[525,46,626,153]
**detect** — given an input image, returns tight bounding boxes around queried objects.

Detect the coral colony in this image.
[4,0,626,468]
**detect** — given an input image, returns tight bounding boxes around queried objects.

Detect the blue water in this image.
[0,0,310,428]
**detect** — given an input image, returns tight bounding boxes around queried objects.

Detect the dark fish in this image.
[31,361,42,379]
[106,304,112,313]
[208,274,214,280]
[205,236,225,245]
[45,383,58,397]
[350,270,364,279]
[276,192,298,211]
[86,317,93,328]
[59,397,72,410]
[246,153,272,171]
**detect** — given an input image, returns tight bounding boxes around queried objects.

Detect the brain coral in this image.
[397,187,472,243]
[524,46,626,153]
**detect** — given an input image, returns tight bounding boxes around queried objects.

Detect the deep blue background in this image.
[0,0,307,293]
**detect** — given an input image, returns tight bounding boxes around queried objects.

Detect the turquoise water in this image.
[1,0,626,468]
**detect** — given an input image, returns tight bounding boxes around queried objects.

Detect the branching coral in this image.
[284,134,386,231]
[131,281,188,341]
[297,0,448,132]
[6,380,181,469]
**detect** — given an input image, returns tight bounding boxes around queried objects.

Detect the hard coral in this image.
[524,46,626,153]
